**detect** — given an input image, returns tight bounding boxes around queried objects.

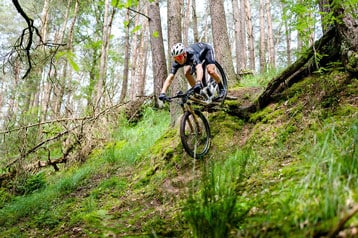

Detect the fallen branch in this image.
[2,102,128,179]
[327,205,358,238]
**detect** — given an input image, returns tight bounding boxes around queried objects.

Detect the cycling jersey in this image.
[170,42,216,75]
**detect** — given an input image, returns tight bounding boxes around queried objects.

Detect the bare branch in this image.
[11,0,66,79]
[127,7,151,21]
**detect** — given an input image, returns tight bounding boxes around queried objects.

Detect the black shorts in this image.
[204,46,215,65]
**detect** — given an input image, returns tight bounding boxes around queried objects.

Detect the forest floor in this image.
[0,70,357,237]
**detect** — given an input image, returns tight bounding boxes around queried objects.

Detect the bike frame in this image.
[178,92,203,135]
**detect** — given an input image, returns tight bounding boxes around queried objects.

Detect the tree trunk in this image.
[232,0,243,75]
[239,0,247,71]
[53,0,78,117]
[39,0,51,120]
[245,0,255,71]
[191,0,199,42]
[120,9,131,103]
[265,0,275,69]
[333,3,358,75]
[129,9,140,101]
[136,7,148,98]
[148,0,167,107]
[94,0,112,110]
[209,0,239,85]
[167,0,184,126]
[259,0,266,73]
[62,0,79,118]
[281,1,292,65]
[183,0,190,45]
[200,4,211,42]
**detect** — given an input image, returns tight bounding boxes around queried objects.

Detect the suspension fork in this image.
[183,103,202,134]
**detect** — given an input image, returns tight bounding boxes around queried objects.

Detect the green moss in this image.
[1,70,357,237]
[249,104,284,123]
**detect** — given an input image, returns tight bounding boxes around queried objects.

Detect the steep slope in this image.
[101,70,357,237]
[0,70,356,237]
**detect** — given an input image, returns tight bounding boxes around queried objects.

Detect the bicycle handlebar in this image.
[166,88,195,102]
[165,87,219,107]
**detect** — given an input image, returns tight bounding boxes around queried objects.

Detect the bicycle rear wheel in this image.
[180,110,211,159]
[202,61,228,101]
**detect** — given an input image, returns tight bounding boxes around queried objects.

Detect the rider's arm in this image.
[195,64,203,83]
[161,73,175,94]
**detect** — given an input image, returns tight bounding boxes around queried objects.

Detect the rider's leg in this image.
[207,64,226,98]
[206,64,221,84]
[184,65,196,87]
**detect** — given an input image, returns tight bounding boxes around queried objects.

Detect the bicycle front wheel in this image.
[180,110,211,159]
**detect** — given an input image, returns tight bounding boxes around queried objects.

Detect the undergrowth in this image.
[0,107,170,236]
[0,71,357,237]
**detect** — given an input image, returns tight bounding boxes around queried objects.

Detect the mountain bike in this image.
[166,88,211,159]
[166,61,228,159]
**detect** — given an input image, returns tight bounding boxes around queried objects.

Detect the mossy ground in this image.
[0,71,357,237]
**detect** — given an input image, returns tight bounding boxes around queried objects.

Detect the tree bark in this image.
[167,0,184,126]
[232,0,244,75]
[209,0,239,85]
[183,0,191,46]
[191,0,199,42]
[265,0,275,69]
[120,9,131,103]
[245,0,255,71]
[129,7,141,101]
[281,1,292,65]
[239,0,247,71]
[333,2,358,75]
[148,0,167,107]
[136,9,148,98]
[259,0,266,73]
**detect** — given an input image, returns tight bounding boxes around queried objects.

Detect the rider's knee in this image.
[184,69,192,78]
[207,66,216,76]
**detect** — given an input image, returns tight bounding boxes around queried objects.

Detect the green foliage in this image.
[55,50,80,72]
[152,30,159,38]
[110,107,170,164]
[240,68,280,88]
[15,172,47,195]
[91,177,127,198]
[0,71,356,236]
[0,107,169,233]
[288,119,358,230]
[0,189,12,209]
[34,210,60,229]
[281,0,319,49]
[54,166,93,195]
[183,150,252,238]
[112,0,138,8]
[131,24,142,34]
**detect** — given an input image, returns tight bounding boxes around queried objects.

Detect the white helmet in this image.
[170,43,185,56]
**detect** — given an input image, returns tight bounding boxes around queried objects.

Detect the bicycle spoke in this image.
[181,112,210,158]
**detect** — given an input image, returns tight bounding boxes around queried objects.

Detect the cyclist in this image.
[159,42,226,101]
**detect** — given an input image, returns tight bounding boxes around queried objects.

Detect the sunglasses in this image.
[174,53,185,61]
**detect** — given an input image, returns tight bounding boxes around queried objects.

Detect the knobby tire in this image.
[202,61,228,102]
[180,110,211,159]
